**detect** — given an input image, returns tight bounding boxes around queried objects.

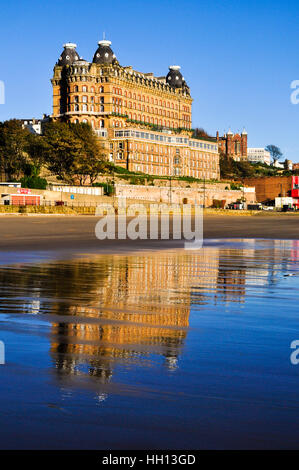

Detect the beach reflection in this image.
[0,239,297,388]
[0,239,299,448]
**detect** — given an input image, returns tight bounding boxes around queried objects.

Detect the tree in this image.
[25,132,49,176]
[42,121,107,184]
[265,145,283,164]
[42,121,82,183]
[219,153,255,179]
[0,119,29,180]
[71,122,107,184]
[192,128,212,139]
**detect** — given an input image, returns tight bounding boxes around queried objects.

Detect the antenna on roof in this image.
[103,31,106,40]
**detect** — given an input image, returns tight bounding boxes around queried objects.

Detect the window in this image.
[82,104,87,112]
[82,86,87,92]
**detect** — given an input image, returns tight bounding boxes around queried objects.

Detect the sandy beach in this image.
[0,214,297,255]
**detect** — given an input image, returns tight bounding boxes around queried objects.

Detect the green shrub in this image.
[92,182,115,196]
[20,176,47,190]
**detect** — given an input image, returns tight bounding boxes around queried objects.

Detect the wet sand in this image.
[0,214,298,254]
[0,240,299,449]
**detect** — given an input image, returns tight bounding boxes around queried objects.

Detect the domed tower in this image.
[92,39,116,65]
[52,43,81,117]
[57,43,80,66]
[166,65,184,88]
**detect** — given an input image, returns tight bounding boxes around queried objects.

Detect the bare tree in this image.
[265,145,283,164]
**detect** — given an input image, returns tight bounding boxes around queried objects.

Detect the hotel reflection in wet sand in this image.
[49,250,220,380]
[0,240,298,449]
[47,246,267,383]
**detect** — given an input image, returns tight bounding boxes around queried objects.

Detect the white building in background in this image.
[247,148,271,165]
[21,119,42,135]
[21,115,50,135]
[273,159,293,170]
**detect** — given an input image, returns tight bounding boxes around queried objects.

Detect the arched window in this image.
[82,86,87,92]
[82,104,87,112]
[100,105,104,112]
[82,96,87,103]
[75,104,79,111]
[74,86,78,92]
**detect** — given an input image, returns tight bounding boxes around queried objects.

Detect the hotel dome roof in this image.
[92,39,115,64]
[57,43,80,66]
[166,65,184,88]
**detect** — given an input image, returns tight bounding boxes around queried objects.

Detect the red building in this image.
[291,176,299,208]
[216,128,247,161]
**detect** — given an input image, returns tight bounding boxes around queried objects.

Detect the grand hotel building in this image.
[51,39,220,180]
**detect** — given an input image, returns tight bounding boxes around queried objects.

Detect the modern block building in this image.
[247,148,271,165]
[51,39,220,180]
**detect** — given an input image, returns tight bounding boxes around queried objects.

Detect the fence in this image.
[0,199,100,208]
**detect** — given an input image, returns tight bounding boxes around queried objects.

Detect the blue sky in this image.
[0,0,299,161]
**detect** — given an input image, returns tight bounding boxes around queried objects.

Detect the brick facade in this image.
[51,40,220,180]
[216,129,247,161]
[243,176,292,203]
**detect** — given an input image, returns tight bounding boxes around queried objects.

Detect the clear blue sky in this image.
[0,0,299,161]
